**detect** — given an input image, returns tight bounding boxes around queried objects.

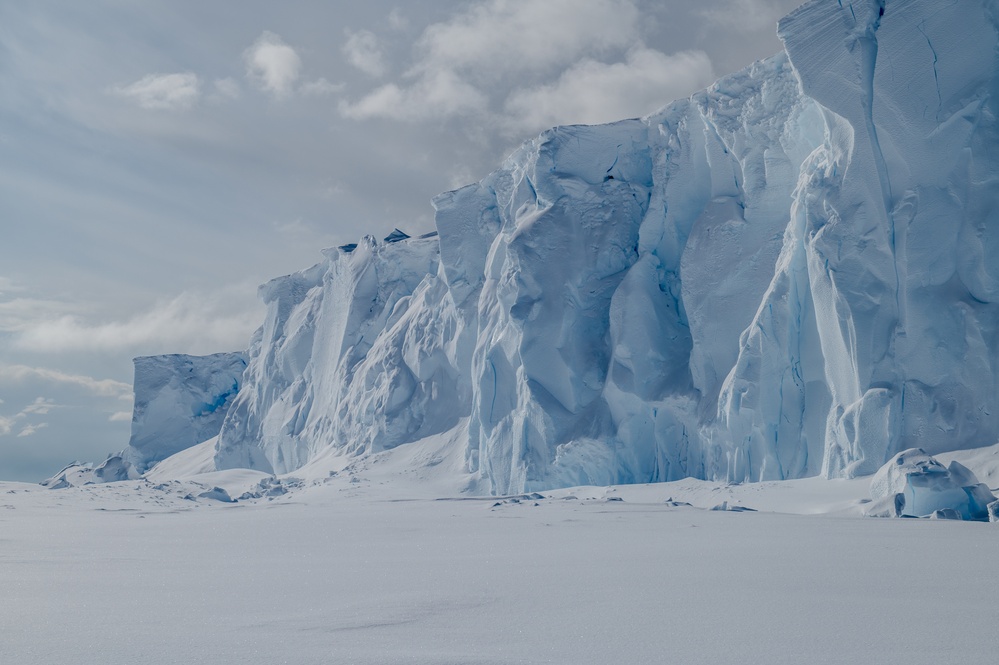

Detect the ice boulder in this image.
[127,353,247,471]
[868,448,997,520]
[40,453,142,488]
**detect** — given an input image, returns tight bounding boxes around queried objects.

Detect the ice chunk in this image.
[383,228,410,243]
[127,353,247,471]
[40,453,142,489]
[870,448,997,520]
[197,486,235,503]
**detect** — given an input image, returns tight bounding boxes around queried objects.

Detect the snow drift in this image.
[60,0,999,496]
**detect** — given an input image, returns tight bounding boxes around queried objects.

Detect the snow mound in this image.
[868,448,997,520]
[40,454,142,488]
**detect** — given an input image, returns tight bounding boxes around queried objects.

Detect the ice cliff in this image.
[126,353,247,471]
[118,0,999,495]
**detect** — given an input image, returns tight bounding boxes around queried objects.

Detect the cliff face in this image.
[198,0,999,494]
[127,352,247,471]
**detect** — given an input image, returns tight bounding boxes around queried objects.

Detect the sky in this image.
[0,0,804,482]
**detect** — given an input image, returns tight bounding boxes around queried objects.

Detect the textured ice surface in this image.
[213,235,450,475]
[119,0,999,495]
[127,353,247,471]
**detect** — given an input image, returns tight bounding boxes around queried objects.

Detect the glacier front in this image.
[122,0,999,496]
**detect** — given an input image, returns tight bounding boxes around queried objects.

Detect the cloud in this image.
[10,288,261,356]
[0,367,132,399]
[339,69,487,121]
[114,72,201,111]
[109,411,132,423]
[416,0,640,79]
[504,48,715,132]
[0,398,61,439]
[244,31,302,98]
[21,397,59,415]
[343,29,387,77]
[300,77,345,97]
[0,297,83,334]
[17,422,48,438]
[339,0,643,122]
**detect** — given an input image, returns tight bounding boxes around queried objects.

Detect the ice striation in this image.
[65,0,999,496]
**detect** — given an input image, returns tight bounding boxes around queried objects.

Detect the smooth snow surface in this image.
[177,0,999,495]
[3,447,997,665]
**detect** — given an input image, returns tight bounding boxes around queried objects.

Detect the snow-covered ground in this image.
[4,438,997,664]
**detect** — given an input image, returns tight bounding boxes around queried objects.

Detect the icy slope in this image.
[203,0,999,495]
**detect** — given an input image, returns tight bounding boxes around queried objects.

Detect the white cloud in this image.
[114,72,201,111]
[10,288,261,356]
[343,29,387,77]
[416,0,640,79]
[300,77,345,97]
[504,48,715,132]
[244,31,302,98]
[17,422,48,438]
[339,69,487,121]
[339,0,655,123]
[0,297,83,334]
[21,397,59,415]
[109,411,132,423]
[0,367,132,399]
[0,397,62,439]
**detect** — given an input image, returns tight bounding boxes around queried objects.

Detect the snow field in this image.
[2,473,997,665]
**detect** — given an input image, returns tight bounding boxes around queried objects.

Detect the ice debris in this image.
[41,454,141,489]
[197,487,235,503]
[867,449,997,521]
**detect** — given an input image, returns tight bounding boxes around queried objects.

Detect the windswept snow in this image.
[3,444,998,664]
